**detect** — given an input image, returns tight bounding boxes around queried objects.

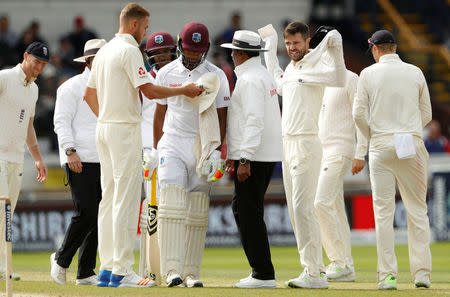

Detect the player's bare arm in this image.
[140,82,203,99]
[153,103,167,149]
[84,87,99,117]
[25,117,47,183]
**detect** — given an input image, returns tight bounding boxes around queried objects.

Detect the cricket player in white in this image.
[353,30,432,290]
[0,41,49,280]
[315,67,367,281]
[84,3,202,288]
[259,22,346,288]
[153,22,230,287]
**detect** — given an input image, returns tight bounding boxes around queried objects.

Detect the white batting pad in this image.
[158,184,187,277]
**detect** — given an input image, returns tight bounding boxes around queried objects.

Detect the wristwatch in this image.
[239,158,249,165]
[65,148,76,156]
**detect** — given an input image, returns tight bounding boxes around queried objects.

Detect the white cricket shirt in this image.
[0,64,38,164]
[87,34,152,124]
[227,57,282,161]
[54,67,99,166]
[353,54,432,140]
[319,70,367,160]
[155,58,230,138]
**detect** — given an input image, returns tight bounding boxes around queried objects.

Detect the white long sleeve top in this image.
[141,68,157,149]
[353,54,432,140]
[319,70,367,160]
[259,25,347,136]
[54,68,99,166]
[227,57,282,162]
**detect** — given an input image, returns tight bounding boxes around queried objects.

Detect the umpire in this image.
[51,39,106,285]
[222,30,282,288]
[353,30,432,290]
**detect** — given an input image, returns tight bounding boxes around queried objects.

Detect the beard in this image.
[288,47,307,62]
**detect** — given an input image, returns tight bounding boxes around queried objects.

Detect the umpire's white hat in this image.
[221,30,268,52]
[73,39,107,62]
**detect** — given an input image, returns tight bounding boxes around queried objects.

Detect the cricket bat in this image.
[147,170,161,285]
[2,198,12,297]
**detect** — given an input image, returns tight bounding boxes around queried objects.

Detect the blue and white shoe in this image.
[108,271,155,288]
[97,270,111,287]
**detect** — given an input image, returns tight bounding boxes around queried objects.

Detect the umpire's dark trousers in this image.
[232,161,276,280]
[56,163,101,279]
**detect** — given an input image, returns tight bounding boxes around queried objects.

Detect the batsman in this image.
[153,22,230,287]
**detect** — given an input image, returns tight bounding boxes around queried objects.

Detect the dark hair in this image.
[284,21,310,40]
[245,51,260,58]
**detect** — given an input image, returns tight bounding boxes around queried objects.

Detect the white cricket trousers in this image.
[0,161,22,272]
[96,122,142,276]
[314,154,353,268]
[282,135,324,277]
[369,135,431,281]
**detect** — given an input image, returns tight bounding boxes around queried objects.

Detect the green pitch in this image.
[1,243,449,296]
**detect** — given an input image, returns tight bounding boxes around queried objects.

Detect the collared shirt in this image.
[141,67,157,148]
[155,57,230,138]
[0,64,38,164]
[87,33,152,124]
[227,57,282,161]
[319,70,367,160]
[353,54,432,139]
[54,68,99,166]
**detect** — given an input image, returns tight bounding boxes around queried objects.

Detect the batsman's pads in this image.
[143,148,158,180]
[158,184,187,277]
[183,191,209,279]
[201,150,225,182]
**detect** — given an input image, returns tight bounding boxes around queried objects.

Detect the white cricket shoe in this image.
[109,271,155,287]
[76,274,98,285]
[185,274,204,287]
[0,271,20,281]
[50,253,66,285]
[286,269,328,289]
[234,275,276,288]
[415,277,431,288]
[378,274,397,290]
[166,271,183,287]
[326,262,356,282]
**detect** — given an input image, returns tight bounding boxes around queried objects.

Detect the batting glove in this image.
[143,148,158,180]
[202,150,225,183]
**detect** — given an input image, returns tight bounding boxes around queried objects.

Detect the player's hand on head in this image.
[35,160,47,183]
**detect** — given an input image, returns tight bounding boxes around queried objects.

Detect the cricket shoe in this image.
[415,277,431,288]
[326,262,356,282]
[108,271,155,287]
[0,271,20,281]
[184,275,204,287]
[166,271,183,287]
[234,275,276,288]
[97,270,111,287]
[378,274,397,290]
[286,269,328,289]
[76,274,98,285]
[50,253,66,285]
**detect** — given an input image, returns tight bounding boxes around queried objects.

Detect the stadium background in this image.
[0,0,449,251]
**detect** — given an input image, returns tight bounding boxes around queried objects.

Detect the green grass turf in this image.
[1,243,449,296]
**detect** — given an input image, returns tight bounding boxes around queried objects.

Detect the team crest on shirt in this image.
[192,33,201,43]
[155,35,164,44]
[160,156,165,166]
[138,67,146,76]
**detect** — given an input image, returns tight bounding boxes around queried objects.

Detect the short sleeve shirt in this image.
[155,58,230,137]
[0,65,38,163]
[87,34,152,124]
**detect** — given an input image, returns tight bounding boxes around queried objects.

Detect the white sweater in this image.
[54,68,99,166]
[319,70,367,160]
[353,54,432,140]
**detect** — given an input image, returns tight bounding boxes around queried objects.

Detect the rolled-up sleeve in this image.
[54,85,77,150]
[239,79,265,160]
[353,70,370,139]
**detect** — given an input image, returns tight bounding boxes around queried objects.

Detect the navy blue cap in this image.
[25,42,50,62]
[368,30,396,49]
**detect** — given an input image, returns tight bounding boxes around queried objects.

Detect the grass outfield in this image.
[1,243,449,296]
